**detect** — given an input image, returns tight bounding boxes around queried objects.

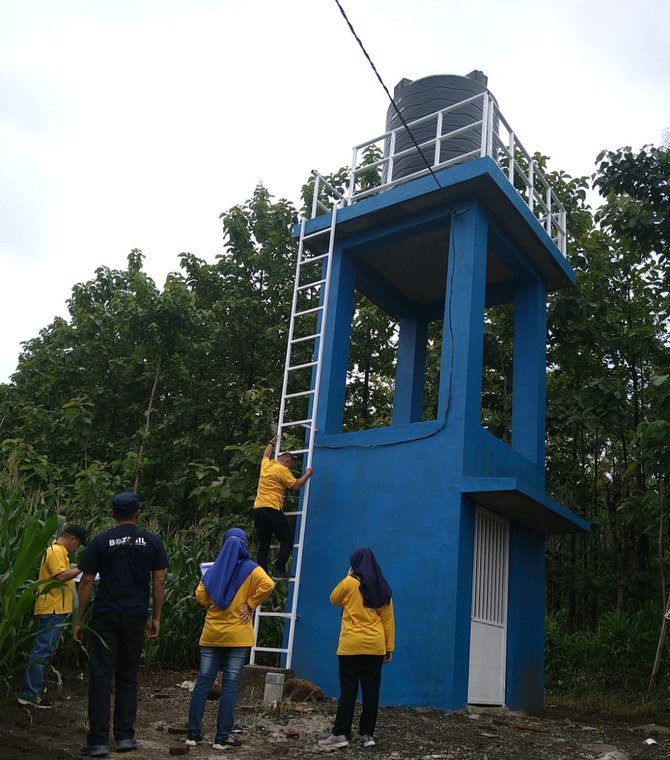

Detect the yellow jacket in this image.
[197,566,275,647]
[34,543,75,615]
[330,575,395,656]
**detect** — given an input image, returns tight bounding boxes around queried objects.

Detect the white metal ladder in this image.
[250,181,340,668]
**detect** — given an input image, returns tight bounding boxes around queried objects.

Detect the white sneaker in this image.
[360,734,376,747]
[317,734,349,750]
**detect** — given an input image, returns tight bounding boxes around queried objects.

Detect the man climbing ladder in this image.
[253,436,313,580]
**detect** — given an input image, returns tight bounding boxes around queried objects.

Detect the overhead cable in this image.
[332,0,443,190]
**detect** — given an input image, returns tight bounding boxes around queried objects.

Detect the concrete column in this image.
[317,246,356,435]
[392,317,428,425]
[511,281,547,468]
[438,201,488,427]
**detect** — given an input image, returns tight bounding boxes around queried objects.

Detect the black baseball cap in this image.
[63,523,87,545]
[112,492,142,515]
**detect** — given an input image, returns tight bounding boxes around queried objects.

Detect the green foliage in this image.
[635,375,670,473]
[143,520,233,668]
[0,438,59,493]
[481,304,514,442]
[0,487,63,692]
[301,144,383,216]
[0,186,298,526]
[545,604,669,695]
[545,144,670,623]
[343,294,398,432]
[594,145,670,256]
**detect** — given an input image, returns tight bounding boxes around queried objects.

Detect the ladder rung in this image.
[289,448,308,455]
[284,511,303,517]
[279,418,313,429]
[291,333,320,345]
[301,230,327,241]
[284,389,315,399]
[257,611,293,619]
[287,361,317,371]
[298,252,328,265]
[294,306,323,317]
[253,646,290,653]
[297,278,326,291]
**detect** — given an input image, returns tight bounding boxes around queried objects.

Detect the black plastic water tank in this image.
[383,70,492,182]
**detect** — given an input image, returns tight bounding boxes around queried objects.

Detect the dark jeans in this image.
[253,508,293,572]
[87,613,146,746]
[333,654,384,738]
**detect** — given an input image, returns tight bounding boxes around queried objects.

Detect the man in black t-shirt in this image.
[74,492,168,758]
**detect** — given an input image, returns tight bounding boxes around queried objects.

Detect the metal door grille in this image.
[471,509,509,626]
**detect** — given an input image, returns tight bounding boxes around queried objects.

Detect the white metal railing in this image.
[309,170,346,218]
[319,92,567,257]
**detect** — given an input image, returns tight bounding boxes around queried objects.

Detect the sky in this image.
[1,0,668,382]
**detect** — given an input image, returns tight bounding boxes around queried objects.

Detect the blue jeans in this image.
[21,613,67,696]
[187,646,249,743]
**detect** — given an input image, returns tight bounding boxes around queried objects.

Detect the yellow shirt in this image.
[34,543,76,615]
[197,566,275,647]
[330,576,395,656]
[253,458,297,511]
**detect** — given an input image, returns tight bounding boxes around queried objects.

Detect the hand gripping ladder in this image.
[251,186,340,668]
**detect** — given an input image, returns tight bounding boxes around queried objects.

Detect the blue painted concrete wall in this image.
[506,521,545,710]
[291,433,476,708]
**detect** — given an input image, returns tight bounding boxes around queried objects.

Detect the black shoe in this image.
[213,736,243,749]
[231,723,242,734]
[272,569,293,580]
[185,734,203,746]
[80,746,109,758]
[115,738,137,752]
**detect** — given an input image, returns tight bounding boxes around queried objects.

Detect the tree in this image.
[0,188,302,525]
[545,145,670,621]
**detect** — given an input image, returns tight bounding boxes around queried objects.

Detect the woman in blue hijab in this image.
[318,547,395,750]
[186,528,274,750]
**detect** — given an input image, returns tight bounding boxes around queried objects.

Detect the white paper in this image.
[74,571,100,583]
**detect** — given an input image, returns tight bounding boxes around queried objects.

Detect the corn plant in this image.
[143,514,285,669]
[144,519,231,668]
[0,487,64,694]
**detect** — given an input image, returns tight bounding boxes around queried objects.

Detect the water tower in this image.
[253,72,589,711]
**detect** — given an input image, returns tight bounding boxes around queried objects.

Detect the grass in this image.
[546,687,670,720]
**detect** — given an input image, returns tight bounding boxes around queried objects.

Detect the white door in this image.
[468,507,509,705]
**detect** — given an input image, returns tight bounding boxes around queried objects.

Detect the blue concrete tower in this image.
[285,88,589,711]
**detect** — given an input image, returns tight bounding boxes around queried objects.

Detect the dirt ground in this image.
[2,668,670,760]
